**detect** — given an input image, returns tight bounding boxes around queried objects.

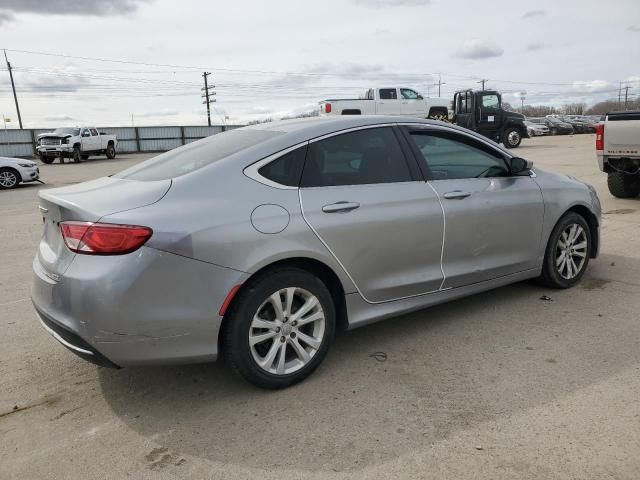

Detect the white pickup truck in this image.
[596,111,640,198]
[36,127,117,164]
[319,87,450,119]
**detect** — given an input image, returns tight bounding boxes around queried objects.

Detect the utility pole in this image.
[624,85,630,109]
[477,79,488,91]
[618,81,622,106]
[4,50,23,129]
[201,72,216,127]
[437,75,446,97]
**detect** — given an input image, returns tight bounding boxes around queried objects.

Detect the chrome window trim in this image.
[243,141,309,190]
[308,123,398,143]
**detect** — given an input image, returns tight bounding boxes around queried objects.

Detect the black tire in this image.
[222,268,336,389]
[0,167,21,189]
[550,128,557,135]
[538,212,591,289]
[607,172,640,198]
[106,144,116,159]
[81,154,90,160]
[502,127,522,148]
[72,146,82,163]
[39,155,54,164]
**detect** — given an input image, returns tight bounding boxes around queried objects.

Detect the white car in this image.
[0,156,40,190]
[525,120,549,136]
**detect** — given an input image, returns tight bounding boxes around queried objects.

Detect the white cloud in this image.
[527,42,551,52]
[523,10,546,19]
[454,39,504,59]
[44,114,75,121]
[572,80,611,92]
[353,0,430,7]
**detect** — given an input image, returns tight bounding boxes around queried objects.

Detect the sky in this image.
[0,0,639,127]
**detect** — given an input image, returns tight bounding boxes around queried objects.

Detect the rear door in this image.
[299,125,444,303]
[376,88,401,115]
[400,88,427,116]
[403,126,544,288]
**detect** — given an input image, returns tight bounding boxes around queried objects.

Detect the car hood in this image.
[37,133,73,139]
[504,111,525,121]
[0,156,36,166]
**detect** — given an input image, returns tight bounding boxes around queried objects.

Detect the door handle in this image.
[443,191,471,200]
[322,201,360,213]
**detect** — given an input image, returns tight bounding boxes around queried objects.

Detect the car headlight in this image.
[18,162,36,168]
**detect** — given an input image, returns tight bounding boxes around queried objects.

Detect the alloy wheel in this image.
[555,224,588,279]
[249,287,325,375]
[0,171,18,188]
[508,130,521,146]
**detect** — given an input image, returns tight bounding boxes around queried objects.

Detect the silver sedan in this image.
[32,116,601,388]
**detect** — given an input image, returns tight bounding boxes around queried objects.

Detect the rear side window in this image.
[379,88,398,100]
[90,128,98,136]
[114,129,283,181]
[258,146,307,187]
[301,127,412,187]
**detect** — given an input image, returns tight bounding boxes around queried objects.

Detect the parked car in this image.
[36,127,117,164]
[0,156,40,190]
[559,117,595,134]
[319,87,450,120]
[529,117,574,135]
[33,116,601,389]
[596,110,640,198]
[524,120,549,136]
[452,89,529,148]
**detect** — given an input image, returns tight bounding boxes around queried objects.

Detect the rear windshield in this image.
[114,129,282,181]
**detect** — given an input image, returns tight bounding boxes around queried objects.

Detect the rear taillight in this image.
[595,123,604,151]
[325,103,332,113]
[60,221,152,255]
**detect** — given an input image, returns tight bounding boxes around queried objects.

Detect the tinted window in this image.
[115,129,283,181]
[301,127,412,187]
[410,131,509,180]
[481,94,499,108]
[258,146,307,187]
[379,88,398,100]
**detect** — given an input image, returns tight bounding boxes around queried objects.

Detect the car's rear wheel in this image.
[607,172,640,198]
[539,212,591,289]
[223,268,335,389]
[0,168,20,189]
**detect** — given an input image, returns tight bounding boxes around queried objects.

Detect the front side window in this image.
[379,88,398,100]
[481,94,499,109]
[81,129,90,137]
[409,130,509,180]
[400,88,420,100]
[301,127,412,187]
[90,128,98,136]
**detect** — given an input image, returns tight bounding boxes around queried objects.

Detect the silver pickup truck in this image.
[596,111,640,198]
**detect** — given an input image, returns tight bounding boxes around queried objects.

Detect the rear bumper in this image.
[34,304,119,368]
[32,246,247,367]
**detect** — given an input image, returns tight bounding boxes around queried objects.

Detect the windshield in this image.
[53,128,80,136]
[114,128,283,181]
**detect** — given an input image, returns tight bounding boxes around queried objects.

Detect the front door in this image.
[404,126,544,288]
[476,92,502,140]
[400,88,427,117]
[376,88,401,115]
[299,126,444,303]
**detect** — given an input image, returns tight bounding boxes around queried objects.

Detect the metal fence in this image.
[0,125,243,158]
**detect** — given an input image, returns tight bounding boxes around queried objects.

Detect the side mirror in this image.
[510,157,533,176]
[417,95,424,100]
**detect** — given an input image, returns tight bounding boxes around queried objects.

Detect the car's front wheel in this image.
[223,268,335,389]
[502,127,522,148]
[0,168,20,189]
[539,212,591,289]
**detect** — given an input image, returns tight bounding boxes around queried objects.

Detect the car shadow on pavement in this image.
[97,253,640,473]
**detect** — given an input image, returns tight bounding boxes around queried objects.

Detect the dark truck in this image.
[452,89,528,148]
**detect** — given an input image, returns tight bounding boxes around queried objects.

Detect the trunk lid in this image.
[36,177,171,276]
